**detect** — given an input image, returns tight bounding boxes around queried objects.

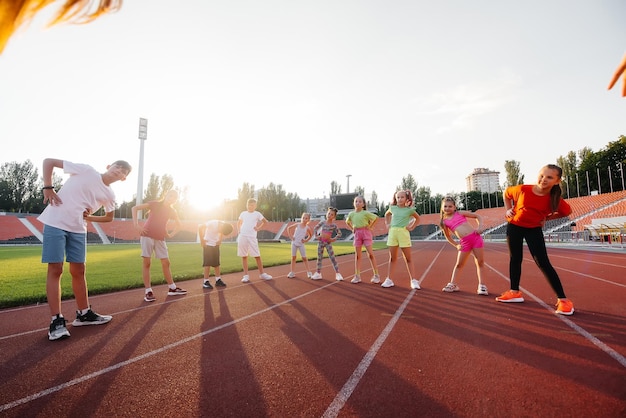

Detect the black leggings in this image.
[506,223,566,299]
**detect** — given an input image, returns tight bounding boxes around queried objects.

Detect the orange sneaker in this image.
[555,298,574,315]
[495,290,524,303]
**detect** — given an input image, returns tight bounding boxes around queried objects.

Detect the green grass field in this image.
[0,242,387,309]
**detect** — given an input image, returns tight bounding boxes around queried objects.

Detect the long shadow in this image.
[2,300,166,416]
[399,286,626,402]
[197,286,269,417]
[244,279,456,417]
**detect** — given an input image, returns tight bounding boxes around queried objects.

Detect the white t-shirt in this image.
[38,161,116,233]
[202,220,221,246]
[238,210,264,237]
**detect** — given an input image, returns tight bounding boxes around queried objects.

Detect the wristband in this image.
[42,186,54,190]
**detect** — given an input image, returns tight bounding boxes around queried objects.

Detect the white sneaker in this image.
[477,284,489,295]
[241,275,250,283]
[287,272,296,278]
[351,275,361,284]
[311,272,322,280]
[410,279,421,290]
[335,273,344,281]
[442,282,460,292]
[371,274,381,284]
[307,272,313,278]
[260,273,273,280]
[381,278,394,288]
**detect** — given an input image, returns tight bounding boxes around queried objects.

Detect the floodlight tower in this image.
[136,118,148,218]
[346,174,352,193]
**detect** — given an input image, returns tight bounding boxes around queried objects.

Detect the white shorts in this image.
[237,235,260,257]
[140,236,169,259]
[291,243,307,258]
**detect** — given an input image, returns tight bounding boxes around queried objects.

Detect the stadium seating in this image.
[1,190,625,244]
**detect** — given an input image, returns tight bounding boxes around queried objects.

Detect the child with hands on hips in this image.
[439,197,488,295]
[345,195,381,284]
[382,190,421,289]
[497,164,575,315]
[286,212,314,278]
[311,207,343,281]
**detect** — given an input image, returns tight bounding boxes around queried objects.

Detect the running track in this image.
[1,242,625,417]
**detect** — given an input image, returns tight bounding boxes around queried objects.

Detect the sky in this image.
[1,0,624,211]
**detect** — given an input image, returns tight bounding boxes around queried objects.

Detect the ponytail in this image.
[546,164,563,213]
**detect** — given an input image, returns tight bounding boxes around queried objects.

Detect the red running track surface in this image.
[0,242,625,417]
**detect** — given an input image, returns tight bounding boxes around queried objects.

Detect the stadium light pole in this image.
[346,174,352,193]
[136,118,148,218]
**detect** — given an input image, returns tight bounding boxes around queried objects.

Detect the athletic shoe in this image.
[351,275,361,284]
[381,278,395,288]
[410,279,421,290]
[241,275,250,283]
[215,278,227,287]
[442,282,460,293]
[144,291,156,302]
[311,272,322,280]
[72,308,112,326]
[307,272,313,279]
[335,273,344,281]
[287,272,296,278]
[477,284,489,296]
[260,273,273,280]
[555,298,574,315]
[371,274,381,284]
[203,280,213,289]
[168,287,187,296]
[495,290,524,303]
[48,316,70,341]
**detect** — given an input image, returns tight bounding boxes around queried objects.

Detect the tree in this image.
[369,190,379,214]
[236,182,256,215]
[504,160,524,188]
[557,151,578,198]
[144,173,161,203]
[330,181,341,195]
[399,174,419,199]
[0,160,39,212]
[414,186,431,214]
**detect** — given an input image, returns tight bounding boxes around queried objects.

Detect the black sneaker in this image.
[203,280,213,289]
[215,278,227,287]
[48,316,70,341]
[72,308,112,326]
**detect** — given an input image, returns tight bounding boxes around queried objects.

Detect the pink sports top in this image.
[442,211,467,232]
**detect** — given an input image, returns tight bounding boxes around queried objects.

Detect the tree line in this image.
[1,135,623,220]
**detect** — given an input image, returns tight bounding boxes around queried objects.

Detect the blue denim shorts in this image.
[41,225,86,263]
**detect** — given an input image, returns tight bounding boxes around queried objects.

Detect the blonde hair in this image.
[1,0,123,54]
[439,196,457,229]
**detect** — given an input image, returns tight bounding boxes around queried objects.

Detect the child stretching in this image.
[286,213,314,278]
[439,197,488,295]
[311,207,343,281]
[345,195,380,284]
[497,164,575,315]
[382,190,420,289]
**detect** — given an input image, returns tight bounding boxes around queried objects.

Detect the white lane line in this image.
[322,245,444,418]
[486,263,626,369]
[0,282,337,412]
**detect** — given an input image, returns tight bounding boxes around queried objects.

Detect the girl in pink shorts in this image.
[439,197,488,295]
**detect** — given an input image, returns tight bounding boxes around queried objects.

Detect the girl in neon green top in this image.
[382,190,421,290]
